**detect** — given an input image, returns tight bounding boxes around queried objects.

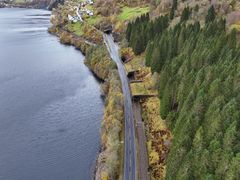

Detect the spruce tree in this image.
[145,42,154,67]
[172,0,177,10]
[170,7,175,20]
[150,47,161,72]
[226,154,240,179]
[133,36,143,55]
[126,10,240,180]
[205,5,216,24]
[160,84,171,119]
[228,29,237,49]
[170,0,177,20]
[180,7,191,22]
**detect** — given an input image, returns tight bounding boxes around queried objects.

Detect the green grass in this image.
[131,80,157,96]
[124,56,144,73]
[118,6,149,21]
[85,15,102,26]
[66,22,84,36]
[131,82,148,96]
[86,4,94,11]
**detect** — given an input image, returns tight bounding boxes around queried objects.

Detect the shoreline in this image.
[48,26,115,179]
[0,3,47,9]
[48,19,124,179]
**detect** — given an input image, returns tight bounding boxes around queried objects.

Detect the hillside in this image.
[125,1,240,179]
[150,0,240,29]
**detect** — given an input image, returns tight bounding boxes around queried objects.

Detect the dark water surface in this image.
[0,8,103,180]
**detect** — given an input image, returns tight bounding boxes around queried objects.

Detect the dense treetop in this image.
[126,5,240,179]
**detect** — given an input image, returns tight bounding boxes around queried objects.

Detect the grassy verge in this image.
[86,14,102,26]
[85,45,124,180]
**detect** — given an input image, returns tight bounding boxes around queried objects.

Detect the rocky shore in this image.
[48,26,91,55]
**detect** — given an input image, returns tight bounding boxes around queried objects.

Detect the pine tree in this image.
[126,23,132,41]
[150,47,161,73]
[160,84,171,119]
[145,42,154,67]
[126,10,240,179]
[223,121,237,152]
[170,7,175,20]
[180,7,191,22]
[205,5,216,24]
[226,154,240,179]
[170,0,177,20]
[172,0,177,10]
[133,36,144,55]
[176,151,194,179]
[228,29,237,49]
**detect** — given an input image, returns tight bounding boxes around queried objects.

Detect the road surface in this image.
[104,34,136,180]
[133,101,150,180]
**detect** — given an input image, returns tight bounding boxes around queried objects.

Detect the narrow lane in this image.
[104,34,136,180]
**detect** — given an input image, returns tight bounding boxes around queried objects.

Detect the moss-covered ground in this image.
[130,76,157,96]
[123,53,157,96]
[124,55,145,73]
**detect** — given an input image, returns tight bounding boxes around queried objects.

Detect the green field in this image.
[118,6,149,21]
[66,22,84,36]
[125,56,145,73]
[85,15,102,26]
[131,82,148,96]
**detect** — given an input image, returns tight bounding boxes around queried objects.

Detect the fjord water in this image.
[0,8,103,180]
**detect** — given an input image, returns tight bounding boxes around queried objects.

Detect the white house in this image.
[86,10,93,16]
[86,0,93,5]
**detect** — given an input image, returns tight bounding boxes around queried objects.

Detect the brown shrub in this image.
[227,11,240,25]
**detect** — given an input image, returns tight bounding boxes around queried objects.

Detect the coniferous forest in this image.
[126,6,240,179]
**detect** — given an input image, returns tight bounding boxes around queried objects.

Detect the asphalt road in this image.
[104,34,136,180]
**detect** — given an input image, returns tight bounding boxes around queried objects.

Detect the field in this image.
[118,6,149,21]
[66,22,84,36]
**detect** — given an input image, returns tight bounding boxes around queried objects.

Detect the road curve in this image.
[104,34,137,180]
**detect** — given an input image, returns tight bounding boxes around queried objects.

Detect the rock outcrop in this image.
[47,0,64,10]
